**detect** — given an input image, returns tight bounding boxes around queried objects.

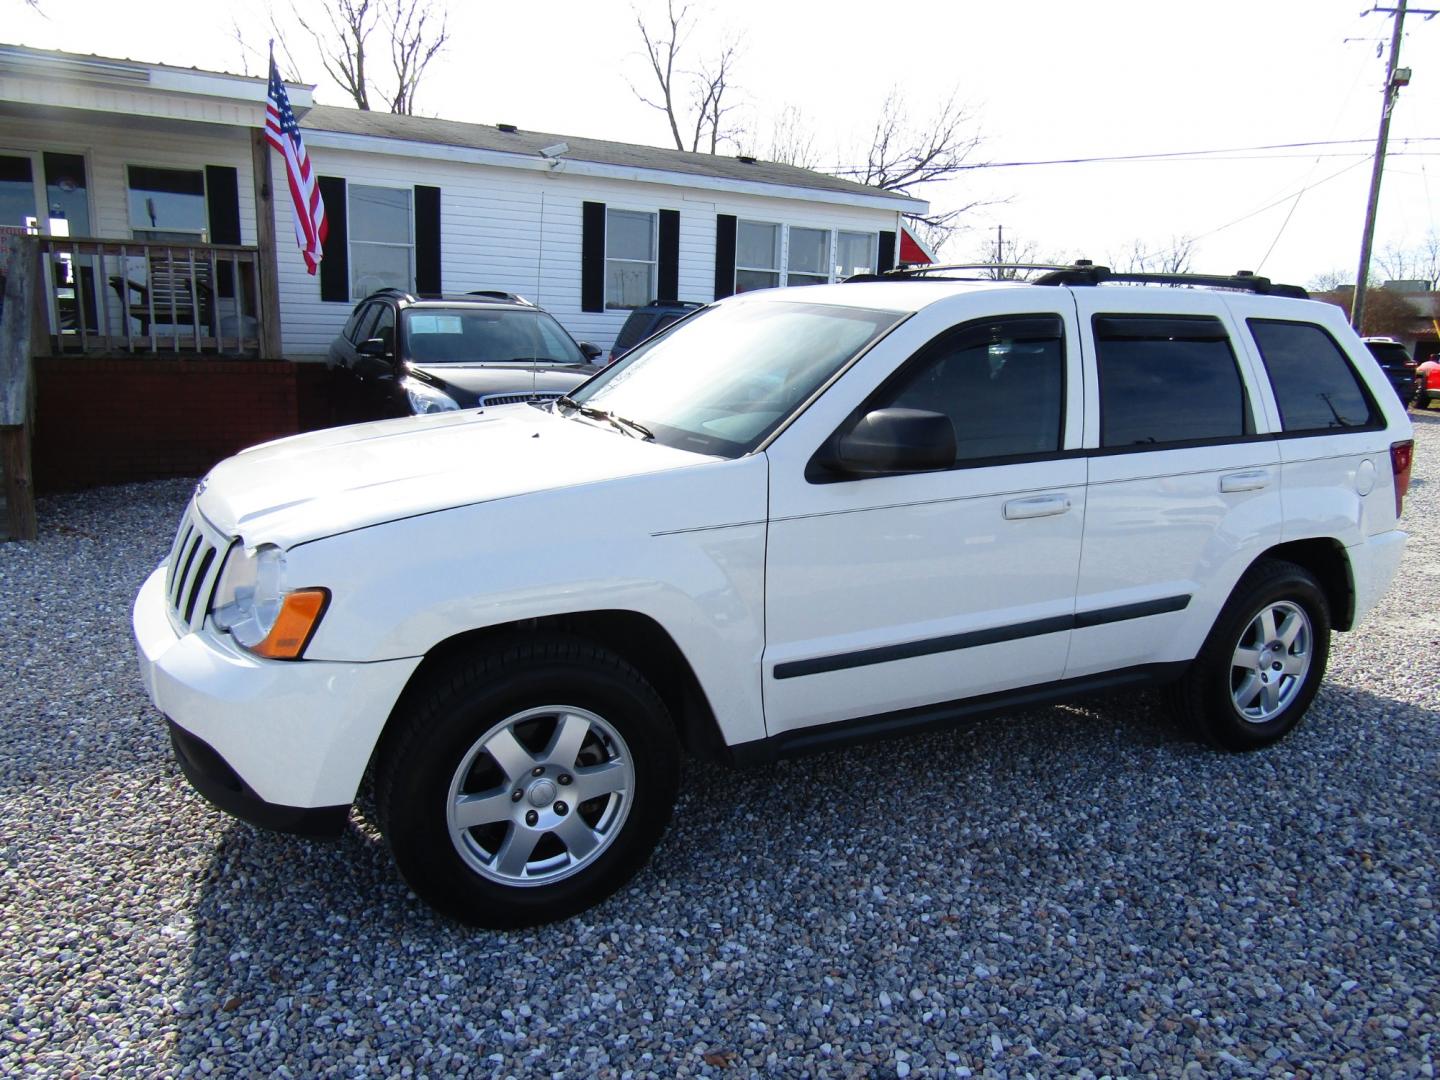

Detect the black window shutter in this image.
[714,214,737,300]
[414,185,441,295]
[581,201,606,313]
[205,165,241,244]
[878,230,897,272]
[657,209,680,303]
[318,176,348,302]
[204,165,242,298]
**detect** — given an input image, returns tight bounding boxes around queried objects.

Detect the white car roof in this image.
[728,279,1034,315]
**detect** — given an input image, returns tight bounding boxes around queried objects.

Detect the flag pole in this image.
[251,41,282,357]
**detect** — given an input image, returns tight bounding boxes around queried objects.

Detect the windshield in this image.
[403,308,585,365]
[569,299,905,457]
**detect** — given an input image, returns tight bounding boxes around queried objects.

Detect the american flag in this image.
[265,57,327,275]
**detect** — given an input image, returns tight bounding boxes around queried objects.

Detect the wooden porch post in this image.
[250,130,284,359]
[1,235,40,541]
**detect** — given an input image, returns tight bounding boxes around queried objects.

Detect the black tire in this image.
[375,635,679,928]
[1167,559,1331,751]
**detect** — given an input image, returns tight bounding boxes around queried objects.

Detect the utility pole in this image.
[1352,2,1436,332]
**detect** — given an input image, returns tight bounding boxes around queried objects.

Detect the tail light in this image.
[1391,439,1414,517]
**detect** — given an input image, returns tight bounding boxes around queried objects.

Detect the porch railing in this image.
[34,236,271,357]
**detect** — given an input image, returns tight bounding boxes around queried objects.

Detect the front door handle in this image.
[1220,469,1271,493]
[1003,494,1071,520]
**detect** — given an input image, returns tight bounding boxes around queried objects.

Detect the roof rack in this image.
[466,289,533,306]
[845,262,1071,283]
[845,260,1308,299]
[1031,263,1308,299]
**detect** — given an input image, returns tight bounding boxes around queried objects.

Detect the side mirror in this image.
[578,341,602,361]
[826,408,956,476]
[358,337,390,358]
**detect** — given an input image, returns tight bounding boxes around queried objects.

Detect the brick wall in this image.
[34,358,334,491]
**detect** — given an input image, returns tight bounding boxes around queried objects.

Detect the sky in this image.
[9,0,1440,287]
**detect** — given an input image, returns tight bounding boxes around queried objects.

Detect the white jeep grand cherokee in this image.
[134,265,1415,928]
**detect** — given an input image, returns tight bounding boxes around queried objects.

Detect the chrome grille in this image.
[480,390,564,408]
[164,502,230,633]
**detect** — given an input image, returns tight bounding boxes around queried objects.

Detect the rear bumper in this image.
[133,565,423,815]
[1349,530,1407,627]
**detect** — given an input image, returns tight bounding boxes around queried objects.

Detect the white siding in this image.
[0,114,257,246]
[285,146,902,357]
[1,110,903,358]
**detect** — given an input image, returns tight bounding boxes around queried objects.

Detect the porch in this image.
[34,235,274,357]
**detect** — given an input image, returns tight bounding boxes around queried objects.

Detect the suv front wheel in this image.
[376,636,679,927]
[1169,559,1332,751]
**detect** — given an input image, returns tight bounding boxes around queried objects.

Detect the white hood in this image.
[196,405,717,547]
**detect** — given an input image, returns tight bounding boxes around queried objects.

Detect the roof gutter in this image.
[301,128,929,214]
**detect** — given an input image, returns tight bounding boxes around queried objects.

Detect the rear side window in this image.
[1249,320,1379,432]
[346,303,379,344]
[869,314,1065,465]
[342,304,368,343]
[1095,315,1251,448]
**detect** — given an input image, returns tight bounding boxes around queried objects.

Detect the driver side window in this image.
[371,304,396,352]
[869,315,1066,465]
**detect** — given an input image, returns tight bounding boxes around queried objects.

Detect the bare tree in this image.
[631,0,743,153]
[385,0,448,115]
[840,88,985,252]
[1315,285,1419,338]
[764,105,819,169]
[1109,236,1197,275]
[1309,268,1351,292]
[1375,231,1440,289]
[263,0,448,114]
[292,0,378,110]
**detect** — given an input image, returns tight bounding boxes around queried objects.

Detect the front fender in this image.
[288,457,769,748]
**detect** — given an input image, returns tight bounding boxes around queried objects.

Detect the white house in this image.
[0,43,927,359]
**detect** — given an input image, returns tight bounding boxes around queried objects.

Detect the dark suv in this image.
[1363,337,1418,407]
[608,299,705,362]
[327,290,602,420]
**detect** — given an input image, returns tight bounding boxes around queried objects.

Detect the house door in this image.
[0,150,97,335]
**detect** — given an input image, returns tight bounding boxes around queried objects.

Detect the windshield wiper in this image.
[601,411,654,440]
[554,395,653,439]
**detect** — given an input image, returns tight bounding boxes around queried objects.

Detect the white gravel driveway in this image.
[1,414,1437,1078]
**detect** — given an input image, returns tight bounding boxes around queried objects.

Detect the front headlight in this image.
[402,376,460,415]
[212,544,328,660]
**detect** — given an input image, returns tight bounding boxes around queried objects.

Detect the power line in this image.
[818,136,1439,175]
[1192,158,1372,243]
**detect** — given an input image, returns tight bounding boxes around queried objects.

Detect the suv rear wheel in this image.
[376,636,679,927]
[1169,559,1332,751]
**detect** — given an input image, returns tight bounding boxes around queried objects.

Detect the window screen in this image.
[1247,319,1377,432]
[127,165,207,240]
[869,315,1065,464]
[1095,315,1250,448]
[736,221,780,292]
[605,209,656,310]
[349,185,413,298]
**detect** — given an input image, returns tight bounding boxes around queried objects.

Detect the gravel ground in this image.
[1,415,1437,1079]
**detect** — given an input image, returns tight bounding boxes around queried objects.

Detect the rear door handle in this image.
[1003,494,1071,520]
[1220,469,1271,493]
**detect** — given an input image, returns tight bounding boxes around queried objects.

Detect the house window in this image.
[835,231,876,279]
[787,227,830,287]
[605,208,656,310]
[349,184,413,298]
[736,220,781,292]
[127,166,207,241]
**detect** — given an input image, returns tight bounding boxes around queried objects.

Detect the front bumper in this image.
[133,566,422,827]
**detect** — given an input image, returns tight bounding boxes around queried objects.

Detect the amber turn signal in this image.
[251,589,330,660]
